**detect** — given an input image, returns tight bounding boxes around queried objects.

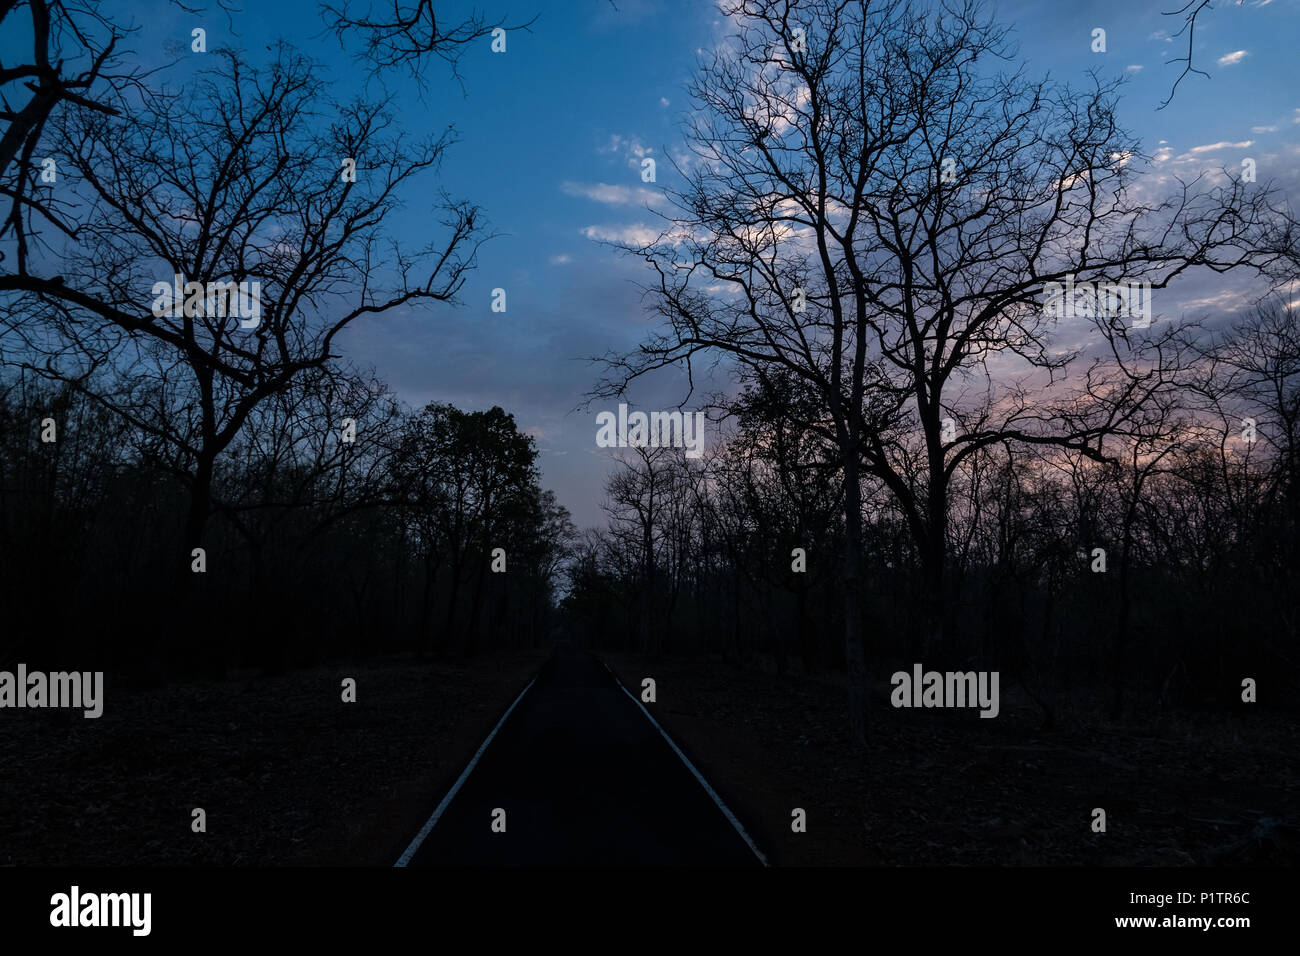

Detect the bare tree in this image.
[0,1,251,270]
[1157,0,1214,110]
[593,0,1295,744]
[322,0,533,85]
[1,43,482,579]
[602,445,674,654]
[0,0,131,271]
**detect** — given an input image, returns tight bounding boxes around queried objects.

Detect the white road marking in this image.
[604,661,769,867]
[393,677,536,867]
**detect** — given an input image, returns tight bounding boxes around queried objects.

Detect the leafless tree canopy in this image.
[592,0,1299,743]
[321,0,532,85]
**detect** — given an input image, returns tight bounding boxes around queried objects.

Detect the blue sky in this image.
[6,0,1299,529]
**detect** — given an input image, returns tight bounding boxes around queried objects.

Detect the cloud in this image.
[581,223,663,246]
[1153,146,1174,163]
[1053,169,1090,191]
[598,133,655,170]
[1125,64,1143,73]
[581,223,695,247]
[549,254,572,265]
[1177,288,1252,315]
[1217,50,1249,67]
[1188,140,1253,154]
[659,97,670,107]
[561,181,660,206]
[1251,125,1278,133]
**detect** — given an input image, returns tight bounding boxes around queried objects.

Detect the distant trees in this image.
[570,296,1298,716]
[389,403,569,659]
[0,376,571,675]
[568,421,844,673]
[601,446,678,655]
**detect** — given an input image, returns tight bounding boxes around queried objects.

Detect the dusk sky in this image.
[7,0,1299,529]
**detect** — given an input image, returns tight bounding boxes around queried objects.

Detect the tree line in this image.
[0,369,574,679]
[567,299,1296,726]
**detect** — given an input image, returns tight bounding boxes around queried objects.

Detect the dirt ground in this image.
[601,652,1300,866]
[0,650,546,865]
[3,645,1294,867]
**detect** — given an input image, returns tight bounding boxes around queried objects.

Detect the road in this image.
[401,641,763,866]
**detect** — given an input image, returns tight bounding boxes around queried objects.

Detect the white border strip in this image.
[393,677,536,867]
[604,661,769,867]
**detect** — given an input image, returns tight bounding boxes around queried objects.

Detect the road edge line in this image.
[604,661,770,867]
[393,676,536,867]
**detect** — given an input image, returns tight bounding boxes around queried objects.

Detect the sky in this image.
[5,0,1300,530]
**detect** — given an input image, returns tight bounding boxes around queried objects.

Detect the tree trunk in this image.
[251,539,285,678]
[465,551,489,659]
[166,450,215,678]
[1111,511,1135,720]
[419,551,440,657]
[842,455,869,747]
[182,452,214,575]
[443,553,462,659]
[796,577,814,674]
[921,479,948,659]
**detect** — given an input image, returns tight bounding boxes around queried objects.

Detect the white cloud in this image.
[1188,140,1253,153]
[582,223,695,247]
[659,97,670,107]
[1251,125,1278,133]
[1217,50,1249,66]
[1125,64,1143,72]
[549,254,572,265]
[581,223,663,246]
[1153,146,1174,163]
[1178,288,1251,314]
[561,181,660,206]
[1053,169,1090,191]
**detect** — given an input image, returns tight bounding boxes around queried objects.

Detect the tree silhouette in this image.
[594,0,1297,744]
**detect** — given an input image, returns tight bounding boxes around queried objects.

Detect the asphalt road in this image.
[403,641,763,866]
